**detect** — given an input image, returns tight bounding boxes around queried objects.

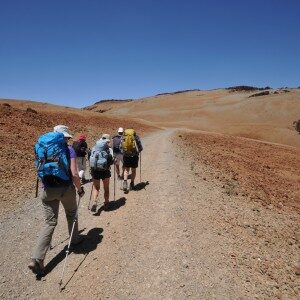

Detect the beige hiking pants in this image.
[33,185,79,261]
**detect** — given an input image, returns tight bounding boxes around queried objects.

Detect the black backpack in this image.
[112,135,122,154]
[73,140,87,157]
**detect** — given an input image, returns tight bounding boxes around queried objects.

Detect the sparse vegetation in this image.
[227,85,271,92]
[249,91,270,98]
[293,120,300,134]
[156,89,201,96]
[94,99,133,105]
[26,107,37,114]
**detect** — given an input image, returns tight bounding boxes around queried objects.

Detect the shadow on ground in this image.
[134,181,149,191]
[49,228,86,250]
[94,197,126,216]
[38,227,103,279]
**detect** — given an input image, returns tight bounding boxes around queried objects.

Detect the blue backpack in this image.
[90,139,110,171]
[35,132,71,184]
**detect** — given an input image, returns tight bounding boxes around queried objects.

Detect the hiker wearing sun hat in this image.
[112,127,124,180]
[89,133,114,211]
[73,133,88,184]
[29,125,85,275]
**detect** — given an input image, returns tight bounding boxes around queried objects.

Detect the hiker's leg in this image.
[124,167,130,180]
[116,164,120,176]
[115,156,120,176]
[33,190,59,261]
[130,155,139,183]
[60,185,79,243]
[81,157,87,180]
[131,168,136,182]
[102,177,110,204]
[121,164,125,178]
[92,179,100,200]
[123,167,130,191]
[121,154,124,177]
[76,157,82,177]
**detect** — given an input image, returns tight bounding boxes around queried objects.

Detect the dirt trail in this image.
[0,129,299,299]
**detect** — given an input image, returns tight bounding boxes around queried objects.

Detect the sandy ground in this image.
[0,129,299,299]
[96,88,300,148]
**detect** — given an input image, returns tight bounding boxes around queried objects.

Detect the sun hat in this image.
[78,133,86,141]
[118,127,124,133]
[101,133,111,142]
[53,125,72,138]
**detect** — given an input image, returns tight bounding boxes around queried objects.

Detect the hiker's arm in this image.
[108,148,114,165]
[70,157,82,191]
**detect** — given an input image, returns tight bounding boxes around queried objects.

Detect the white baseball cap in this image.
[53,125,73,138]
[118,127,124,133]
[101,133,111,142]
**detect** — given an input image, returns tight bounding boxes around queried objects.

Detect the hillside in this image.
[0,99,156,216]
[90,88,300,147]
[1,92,299,299]
[83,99,133,113]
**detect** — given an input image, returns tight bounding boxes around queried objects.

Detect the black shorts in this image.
[123,155,139,168]
[91,169,111,180]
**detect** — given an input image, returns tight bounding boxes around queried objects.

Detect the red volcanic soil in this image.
[177,131,300,212]
[0,102,156,215]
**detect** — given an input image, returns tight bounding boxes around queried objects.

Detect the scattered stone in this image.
[26,107,37,114]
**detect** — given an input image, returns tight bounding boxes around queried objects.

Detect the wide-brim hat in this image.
[53,125,73,138]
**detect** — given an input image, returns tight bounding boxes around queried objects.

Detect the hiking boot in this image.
[91,204,97,212]
[103,201,110,211]
[28,259,45,275]
[123,180,128,191]
[130,181,135,190]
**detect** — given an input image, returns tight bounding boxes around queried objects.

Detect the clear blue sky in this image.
[0,0,299,107]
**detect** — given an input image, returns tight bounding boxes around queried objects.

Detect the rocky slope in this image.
[0,102,156,216]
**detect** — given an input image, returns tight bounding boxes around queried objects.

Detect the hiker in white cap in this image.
[89,133,114,211]
[112,128,124,180]
[29,125,85,275]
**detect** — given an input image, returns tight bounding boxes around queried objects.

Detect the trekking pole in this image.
[113,164,116,201]
[139,152,142,183]
[88,185,93,210]
[35,178,39,198]
[59,195,82,291]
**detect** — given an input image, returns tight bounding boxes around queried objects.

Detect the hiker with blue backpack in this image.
[28,125,85,275]
[89,133,114,211]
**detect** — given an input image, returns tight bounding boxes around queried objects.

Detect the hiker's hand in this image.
[78,186,85,197]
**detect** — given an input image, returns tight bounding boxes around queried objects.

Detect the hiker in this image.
[112,127,124,180]
[90,134,114,210]
[73,133,88,184]
[121,129,143,191]
[29,125,85,275]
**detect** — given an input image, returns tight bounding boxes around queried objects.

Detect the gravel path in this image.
[0,129,298,299]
